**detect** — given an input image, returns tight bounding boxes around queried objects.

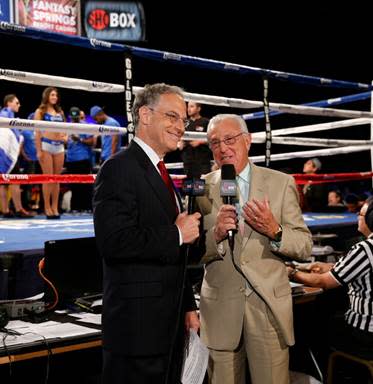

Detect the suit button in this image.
[239,287,245,293]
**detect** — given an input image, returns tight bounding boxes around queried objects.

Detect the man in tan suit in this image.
[196,114,312,384]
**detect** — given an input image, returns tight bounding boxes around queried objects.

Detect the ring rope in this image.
[250,144,373,163]
[243,91,372,120]
[1,68,372,119]
[252,118,371,139]
[0,173,186,187]
[164,141,373,169]
[0,22,371,90]
[1,172,372,186]
[0,117,127,135]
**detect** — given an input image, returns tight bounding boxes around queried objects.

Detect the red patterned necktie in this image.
[157,161,179,213]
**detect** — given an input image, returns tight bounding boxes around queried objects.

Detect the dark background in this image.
[1,2,372,185]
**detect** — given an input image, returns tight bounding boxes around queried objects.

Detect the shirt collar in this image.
[133,136,162,171]
[237,161,250,183]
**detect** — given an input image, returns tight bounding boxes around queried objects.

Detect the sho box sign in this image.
[15,0,81,35]
[84,1,145,41]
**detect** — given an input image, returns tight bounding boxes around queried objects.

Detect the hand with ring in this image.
[242,197,280,239]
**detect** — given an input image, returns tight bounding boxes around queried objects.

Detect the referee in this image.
[287,196,373,360]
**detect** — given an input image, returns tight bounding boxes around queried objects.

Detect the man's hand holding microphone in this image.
[175,211,201,244]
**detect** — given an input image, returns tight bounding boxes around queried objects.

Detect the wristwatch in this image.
[273,225,283,242]
[289,267,299,280]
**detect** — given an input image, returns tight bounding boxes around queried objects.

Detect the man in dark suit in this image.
[93,83,201,384]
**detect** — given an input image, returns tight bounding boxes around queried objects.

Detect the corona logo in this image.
[89,38,112,48]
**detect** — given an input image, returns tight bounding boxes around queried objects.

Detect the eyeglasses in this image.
[209,132,247,150]
[148,107,190,129]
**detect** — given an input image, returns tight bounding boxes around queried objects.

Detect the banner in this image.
[15,0,81,35]
[0,0,13,22]
[84,1,145,41]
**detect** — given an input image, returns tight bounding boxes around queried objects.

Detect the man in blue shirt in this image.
[0,94,34,218]
[66,107,95,212]
[90,105,121,163]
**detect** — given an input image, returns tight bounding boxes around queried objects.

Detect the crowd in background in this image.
[1,88,372,219]
[0,87,122,218]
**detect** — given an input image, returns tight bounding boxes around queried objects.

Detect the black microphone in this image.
[182,178,206,214]
[220,164,237,250]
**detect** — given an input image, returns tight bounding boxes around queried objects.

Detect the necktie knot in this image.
[157,161,178,213]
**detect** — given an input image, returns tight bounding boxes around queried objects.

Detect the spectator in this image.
[90,106,121,163]
[328,190,344,206]
[344,193,360,213]
[325,189,346,213]
[302,157,328,212]
[0,94,34,218]
[65,107,95,212]
[179,101,211,177]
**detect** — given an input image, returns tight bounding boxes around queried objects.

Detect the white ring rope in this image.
[1,68,373,119]
[250,145,373,163]
[165,144,373,170]
[251,118,371,138]
[268,137,373,147]
[173,119,373,145]
[0,117,127,135]
[0,68,124,93]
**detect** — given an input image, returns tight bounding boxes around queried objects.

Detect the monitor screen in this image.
[43,237,102,305]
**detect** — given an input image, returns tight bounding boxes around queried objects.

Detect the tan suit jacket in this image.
[197,162,312,350]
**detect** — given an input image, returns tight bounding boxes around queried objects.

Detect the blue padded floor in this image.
[303,212,357,229]
[0,212,358,253]
[0,213,94,252]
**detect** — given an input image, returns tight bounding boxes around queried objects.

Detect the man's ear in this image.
[139,105,151,126]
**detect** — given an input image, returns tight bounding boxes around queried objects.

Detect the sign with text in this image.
[0,0,13,22]
[84,1,145,41]
[15,0,81,35]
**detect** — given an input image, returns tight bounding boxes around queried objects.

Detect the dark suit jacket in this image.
[93,141,196,356]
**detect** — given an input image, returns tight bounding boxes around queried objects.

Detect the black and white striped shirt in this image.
[330,237,373,333]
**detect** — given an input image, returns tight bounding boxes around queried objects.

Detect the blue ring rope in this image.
[242,91,372,120]
[1,22,372,90]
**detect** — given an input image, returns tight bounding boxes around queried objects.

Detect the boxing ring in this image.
[1,22,373,254]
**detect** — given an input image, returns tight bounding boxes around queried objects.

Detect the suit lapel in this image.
[129,141,177,219]
[241,163,266,249]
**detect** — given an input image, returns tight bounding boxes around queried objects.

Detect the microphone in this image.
[182,178,206,214]
[220,164,237,250]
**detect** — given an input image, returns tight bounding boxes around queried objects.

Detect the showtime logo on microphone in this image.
[87,9,136,31]
[84,1,145,41]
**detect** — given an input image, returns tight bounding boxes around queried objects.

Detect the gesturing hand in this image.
[242,197,279,239]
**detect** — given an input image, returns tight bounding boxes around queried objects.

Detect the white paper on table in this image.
[0,292,44,304]
[69,312,102,325]
[0,321,100,348]
[181,329,209,384]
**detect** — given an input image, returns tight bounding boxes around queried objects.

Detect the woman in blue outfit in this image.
[34,87,67,219]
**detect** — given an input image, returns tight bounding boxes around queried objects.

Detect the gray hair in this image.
[132,83,184,129]
[207,114,248,136]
